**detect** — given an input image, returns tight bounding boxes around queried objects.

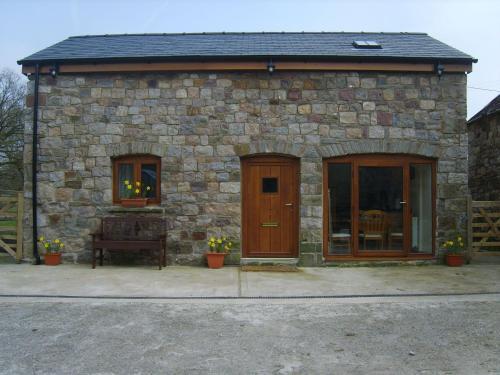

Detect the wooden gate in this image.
[0,191,24,262]
[468,197,500,258]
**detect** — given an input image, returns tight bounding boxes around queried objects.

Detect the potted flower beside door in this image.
[442,233,466,267]
[38,236,64,266]
[206,236,233,269]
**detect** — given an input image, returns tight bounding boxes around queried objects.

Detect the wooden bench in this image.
[91,216,166,270]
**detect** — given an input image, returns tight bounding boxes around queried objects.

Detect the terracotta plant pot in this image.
[44,252,61,266]
[206,252,226,269]
[445,253,464,267]
[121,198,148,208]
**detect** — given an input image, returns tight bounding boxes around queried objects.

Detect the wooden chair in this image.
[387,213,403,250]
[331,232,351,254]
[359,210,387,250]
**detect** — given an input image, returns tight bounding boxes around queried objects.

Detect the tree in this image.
[0,69,26,191]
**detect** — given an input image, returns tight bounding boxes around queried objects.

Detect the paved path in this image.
[1,264,499,298]
[0,294,499,374]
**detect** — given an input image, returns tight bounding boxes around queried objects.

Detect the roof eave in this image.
[468,109,500,125]
[17,54,477,67]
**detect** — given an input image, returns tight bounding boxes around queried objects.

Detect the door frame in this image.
[241,154,300,258]
[322,154,436,260]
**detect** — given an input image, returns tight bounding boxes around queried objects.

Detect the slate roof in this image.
[18,32,475,65]
[468,94,500,125]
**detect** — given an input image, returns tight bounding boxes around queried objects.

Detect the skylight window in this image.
[353,41,382,49]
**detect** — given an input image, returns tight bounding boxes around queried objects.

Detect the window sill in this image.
[108,206,164,214]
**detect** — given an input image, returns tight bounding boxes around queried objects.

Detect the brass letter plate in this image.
[261,222,279,227]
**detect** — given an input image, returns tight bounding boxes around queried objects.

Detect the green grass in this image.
[0,220,16,227]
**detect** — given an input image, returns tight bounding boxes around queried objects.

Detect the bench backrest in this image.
[101,217,165,241]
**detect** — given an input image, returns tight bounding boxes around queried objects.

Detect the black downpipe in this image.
[32,64,41,265]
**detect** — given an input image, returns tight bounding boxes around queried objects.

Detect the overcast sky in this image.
[1,0,499,118]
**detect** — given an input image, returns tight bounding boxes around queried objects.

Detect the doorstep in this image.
[240,258,299,266]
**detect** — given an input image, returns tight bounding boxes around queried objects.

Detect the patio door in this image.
[356,162,407,256]
[324,155,435,259]
[242,155,299,258]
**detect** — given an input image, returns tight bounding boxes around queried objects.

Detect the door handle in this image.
[285,203,293,206]
[400,201,407,204]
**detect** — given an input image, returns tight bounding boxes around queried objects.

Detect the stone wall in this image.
[22,71,468,265]
[468,114,500,201]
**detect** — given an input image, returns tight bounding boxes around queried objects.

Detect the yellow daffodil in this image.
[44,243,49,249]
[217,239,222,244]
[124,180,130,185]
[39,236,44,242]
[127,185,132,190]
[54,239,60,244]
[60,243,64,248]
[136,181,141,186]
[135,188,140,194]
[210,237,215,242]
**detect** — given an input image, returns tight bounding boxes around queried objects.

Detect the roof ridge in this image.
[67,31,429,39]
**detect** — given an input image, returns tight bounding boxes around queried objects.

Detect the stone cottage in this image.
[18,32,476,265]
[468,94,500,201]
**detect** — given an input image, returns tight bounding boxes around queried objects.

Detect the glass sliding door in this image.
[327,163,352,255]
[358,166,405,254]
[410,164,433,253]
[324,155,435,259]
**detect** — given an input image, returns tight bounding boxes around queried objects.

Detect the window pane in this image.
[328,164,352,255]
[359,167,403,251]
[118,164,134,198]
[141,164,157,199]
[262,177,278,193]
[410,164,432,253]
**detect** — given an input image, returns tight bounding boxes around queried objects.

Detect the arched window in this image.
[112,155,161,205]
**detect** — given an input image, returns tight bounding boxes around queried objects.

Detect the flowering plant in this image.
[38,236,64,254]
[442,233,465,254]
[123,180,151,198]
[207,236,233,253]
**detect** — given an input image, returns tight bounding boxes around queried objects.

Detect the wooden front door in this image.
[242,156,299,258]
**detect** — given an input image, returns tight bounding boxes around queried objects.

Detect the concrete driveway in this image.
[1,264,499,374]
[0,263,499,298]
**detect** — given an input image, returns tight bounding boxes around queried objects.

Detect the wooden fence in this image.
[0,191,24,262]
[468,197,500,258]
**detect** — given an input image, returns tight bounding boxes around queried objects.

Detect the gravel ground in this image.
[1,296,499,374]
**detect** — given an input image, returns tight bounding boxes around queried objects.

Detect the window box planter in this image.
[121,198,148,208]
